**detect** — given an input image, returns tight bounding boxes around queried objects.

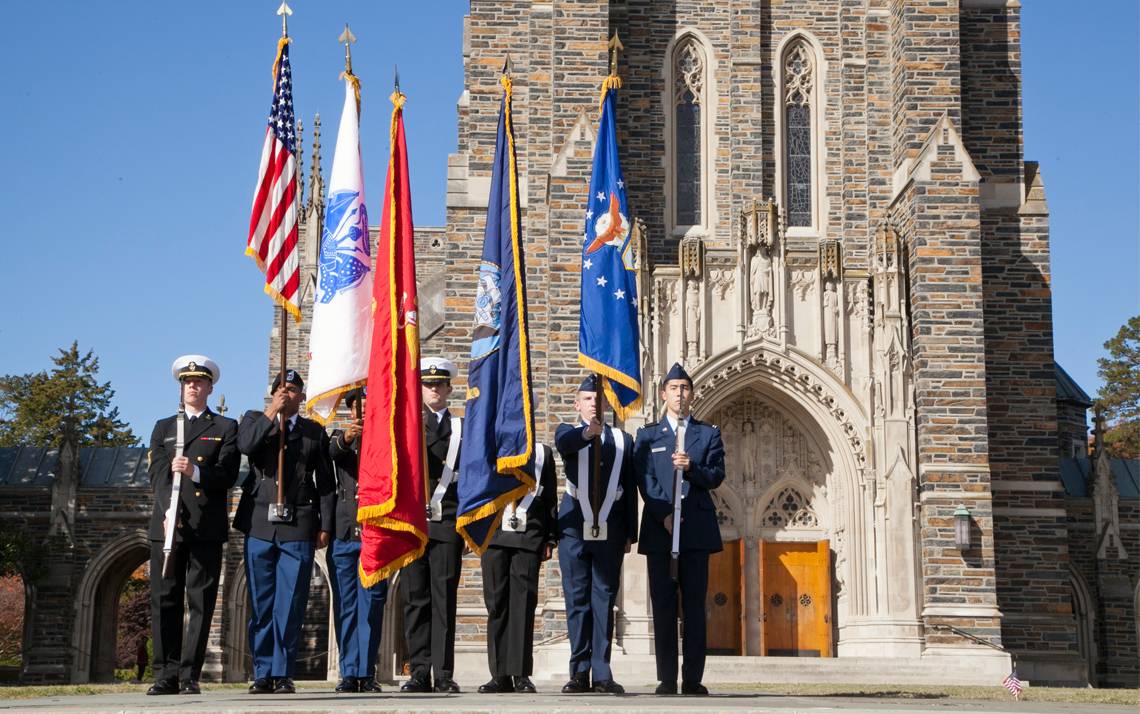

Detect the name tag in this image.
[651,446,667,453]
[164,437,176,443]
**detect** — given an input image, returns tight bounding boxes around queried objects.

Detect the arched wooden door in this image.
[704,539,743,655]
[760,540,831,657]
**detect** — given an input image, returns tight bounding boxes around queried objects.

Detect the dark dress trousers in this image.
[480,443,557,679]
[327,429,389,680]
[234,410,335,680]
[400,408,463,682]
[554,422,638,683]
[634,416,725,686]
[147,409,240,683]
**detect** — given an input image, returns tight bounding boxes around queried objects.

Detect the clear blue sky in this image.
[0,2,1136,439]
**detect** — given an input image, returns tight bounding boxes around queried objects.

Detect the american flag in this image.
[246,38,301,321]
[1002,670,1023,698]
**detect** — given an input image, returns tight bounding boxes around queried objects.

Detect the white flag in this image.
[306,79,372,423]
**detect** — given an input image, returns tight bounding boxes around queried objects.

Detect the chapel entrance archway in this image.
[72,530,150,683]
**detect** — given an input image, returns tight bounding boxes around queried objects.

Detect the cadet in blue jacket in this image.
[634,363,725,696]
[554,375,638,695]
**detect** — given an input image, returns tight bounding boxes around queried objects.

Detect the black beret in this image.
[271,369,304,392]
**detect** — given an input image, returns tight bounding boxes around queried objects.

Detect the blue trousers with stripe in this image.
[326,538,388,679]
[244,535,314,679]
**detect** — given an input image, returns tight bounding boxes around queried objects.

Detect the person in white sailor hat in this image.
[146,355,239,696]
[399,356,464,693]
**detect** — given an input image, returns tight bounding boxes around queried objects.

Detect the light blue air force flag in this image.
[578,82,642,419]
[457,75,536,555]
[305,79,371,423]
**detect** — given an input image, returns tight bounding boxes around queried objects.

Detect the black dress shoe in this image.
[514,676,536,693]
[273,677,296,694]
[593,679,625,694]
[681,681,709,696]
[655,681,678,695]
[335,677,358,693]
[478,676,513,693]
[146,678,179,695]
[561,674,590,693]
[248,677,275,694]
[400,673,431,693]
[434,676,461,693]
[178,680,201,695]
[358,678,383,693]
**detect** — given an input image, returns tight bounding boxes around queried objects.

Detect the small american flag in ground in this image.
[1002,670,1023,698]
[246,38,301,321]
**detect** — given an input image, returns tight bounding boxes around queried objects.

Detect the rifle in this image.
[161,395,186,578]
[669,421,686,582]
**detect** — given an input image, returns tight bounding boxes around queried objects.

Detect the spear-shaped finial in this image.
[339,23,356,75]
[608,32,624,78]
[217,394,228,417]
[502,54,512,77]
[277,1,292,38]
[393,65,399,93]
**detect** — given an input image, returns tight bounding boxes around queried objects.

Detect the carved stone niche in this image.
[819,240,842,371]
[741,199,779,340]
[679,237,704,365]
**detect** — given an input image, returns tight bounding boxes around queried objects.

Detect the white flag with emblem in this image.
[306,77,372,423]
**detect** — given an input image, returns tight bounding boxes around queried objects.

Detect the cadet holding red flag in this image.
[355,79,428,589]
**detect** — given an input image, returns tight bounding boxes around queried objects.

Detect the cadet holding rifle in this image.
[634,363,725,696]
[146,356,239,696]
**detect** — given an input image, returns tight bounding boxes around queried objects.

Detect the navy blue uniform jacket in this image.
[634,417,725,554]
[555,423,638,546]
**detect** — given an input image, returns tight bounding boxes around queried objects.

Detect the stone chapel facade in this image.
[261,0,1135,687]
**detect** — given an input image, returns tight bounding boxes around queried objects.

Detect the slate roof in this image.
[0,447,249,489]
[1059,457,1140,500]
[1055,363,1093,407]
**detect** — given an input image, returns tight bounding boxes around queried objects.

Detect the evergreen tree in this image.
[0,342,137,448]
[1096,315,1140,459]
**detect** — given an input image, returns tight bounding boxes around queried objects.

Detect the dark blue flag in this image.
[457,74,536,555]
[578,78,641,419]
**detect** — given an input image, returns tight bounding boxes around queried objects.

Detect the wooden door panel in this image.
[760,540,831,657]
[705,539,742,654]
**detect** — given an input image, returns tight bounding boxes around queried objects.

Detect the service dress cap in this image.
[420,356,457,383]
[171,354,220,384]
[662,362,693,386]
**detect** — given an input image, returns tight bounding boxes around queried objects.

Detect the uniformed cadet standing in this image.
[554,375,639,695]
[634,363,725,696]
[146,356,239,695]
[477,442,558,694]
[234,369,335,695]
[400,357,463,693]
[327,388,388,693]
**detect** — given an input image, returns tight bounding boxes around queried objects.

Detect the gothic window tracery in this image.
[673,39,705,227]
[782,41,815,229]
[762,486,819,529]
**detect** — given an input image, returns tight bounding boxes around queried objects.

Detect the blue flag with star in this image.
[578,80,641,419]
[456,74,536,555]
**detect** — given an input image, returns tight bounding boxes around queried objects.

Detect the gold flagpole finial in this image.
[339,23,356,75]
[277,1,293,38]
[502,54,512,77]
[608,32,624,78]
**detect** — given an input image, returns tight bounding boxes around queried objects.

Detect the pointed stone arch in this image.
[70,529,150,683]
[1068,565,1097,686]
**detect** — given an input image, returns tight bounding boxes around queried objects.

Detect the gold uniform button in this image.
[197,456,204,462]
[195,490,202,497]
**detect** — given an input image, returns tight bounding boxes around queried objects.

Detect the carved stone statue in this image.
[685,277,700,363]
[823,280,839,367]
[749,246,773,331]
[738,419,759,484]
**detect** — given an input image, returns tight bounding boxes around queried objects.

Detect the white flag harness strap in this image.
[567,426,624,532]
[670,422,686,558]
[502,444,546,530]
[429,416,462,520]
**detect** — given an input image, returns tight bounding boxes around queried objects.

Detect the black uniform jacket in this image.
[147,409,240,543]
[329,428,362,542]
[233,410,335,542]
[555,423,639,546]
[424,408,461,543]
[486,443,558,552]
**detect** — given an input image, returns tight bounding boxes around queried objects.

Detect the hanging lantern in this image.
[953,504,972,551]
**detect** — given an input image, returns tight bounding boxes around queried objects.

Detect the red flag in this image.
[357,90,427,585]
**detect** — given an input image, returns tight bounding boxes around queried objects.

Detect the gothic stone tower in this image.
[273,0,1083,685]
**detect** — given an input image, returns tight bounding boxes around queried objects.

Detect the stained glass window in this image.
[674,41,704,226]
[783,42,814,228]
